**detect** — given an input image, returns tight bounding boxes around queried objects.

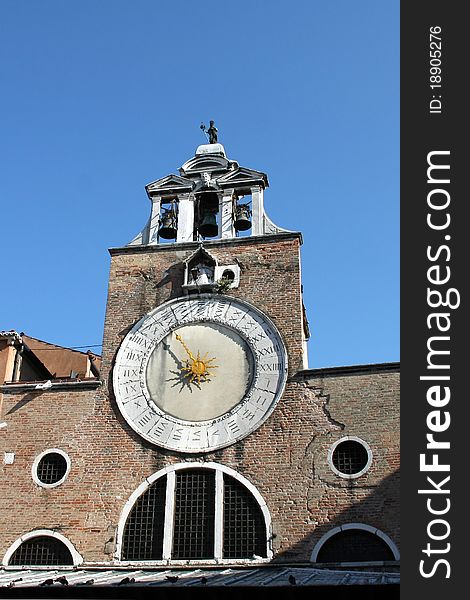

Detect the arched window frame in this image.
[115,462,273,565]
[311,523,400,564]
[2,530,83,567]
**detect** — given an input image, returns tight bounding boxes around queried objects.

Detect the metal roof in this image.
[0,566,399,588]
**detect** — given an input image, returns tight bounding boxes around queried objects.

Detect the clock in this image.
[113,295,288,453]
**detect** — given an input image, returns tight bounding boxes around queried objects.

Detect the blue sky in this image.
[0,1,399,369]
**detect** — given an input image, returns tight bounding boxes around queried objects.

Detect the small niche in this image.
[183,246,218,290]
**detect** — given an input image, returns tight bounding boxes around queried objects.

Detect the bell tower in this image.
[0,124,399,576]
[128,134,294,246]
[101,125,309,382]
[94,126,312,559]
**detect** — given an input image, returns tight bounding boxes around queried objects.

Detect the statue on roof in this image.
[200,120,218,144]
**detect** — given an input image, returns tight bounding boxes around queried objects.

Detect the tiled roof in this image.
[22,335,101,378]
[0,566,399,588]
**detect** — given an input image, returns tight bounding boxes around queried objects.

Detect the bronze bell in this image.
[198,211,218,238]
[234,204,252,231]
[197,190,219,211]
[158,209,177,240]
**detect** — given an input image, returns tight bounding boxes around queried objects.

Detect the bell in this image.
[197,190,219,211]
[158,210,177,240]
[234,204,252,231]
[198,212,218,238]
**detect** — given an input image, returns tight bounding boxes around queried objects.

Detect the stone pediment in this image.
[184,244,218,267]
[179,154,235,177]
[216,166,269,189]
[145,174,194,197]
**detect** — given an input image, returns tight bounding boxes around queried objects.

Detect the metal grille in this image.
[317,529,395,563]
[172,469,215,559]
[36,452,68,485]
[332,440,369,475]
[9,537,73,566]
[223,474,267,559]
[122,475,166,560]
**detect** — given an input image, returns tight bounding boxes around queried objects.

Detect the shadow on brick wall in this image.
[273,468,400,565]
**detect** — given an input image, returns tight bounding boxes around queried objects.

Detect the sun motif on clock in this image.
[175,333,218,385]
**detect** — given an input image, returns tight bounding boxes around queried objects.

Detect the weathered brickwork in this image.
[0,233,399,566]
[285,367,400,559]
[101,234,305,379]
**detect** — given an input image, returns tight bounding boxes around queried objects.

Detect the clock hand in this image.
[175,333,218,385]
[175,334,196,362]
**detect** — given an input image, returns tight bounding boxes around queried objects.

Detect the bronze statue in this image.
[200,120,218,144]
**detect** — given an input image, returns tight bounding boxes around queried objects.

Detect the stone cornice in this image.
[110,231,302,256]
[294,362,400,380]
[0,379,102,394]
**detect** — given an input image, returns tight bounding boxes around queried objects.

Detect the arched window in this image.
[172,469,216,559]
[3,531,81,566]
[8,537,73,566]
[223,475,267,559]
[119,463,270,562]
[121,474,167,561]
[311,524,399,564]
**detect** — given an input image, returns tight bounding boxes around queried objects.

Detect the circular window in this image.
[328,437,372,479]
[32,449,71,488]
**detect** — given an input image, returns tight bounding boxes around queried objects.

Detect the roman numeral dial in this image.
[113,295,287,453]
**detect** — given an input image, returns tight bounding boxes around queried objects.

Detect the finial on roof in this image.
[200,120,218,144]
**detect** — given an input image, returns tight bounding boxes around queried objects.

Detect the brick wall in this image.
[0,234,399,565]
[102,234,305,379]
[283,366,400,560]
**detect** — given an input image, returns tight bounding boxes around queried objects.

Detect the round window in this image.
[32,450,70,488]
[328,437,372,478]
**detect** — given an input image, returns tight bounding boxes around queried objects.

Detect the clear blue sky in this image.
[0,1,399,369]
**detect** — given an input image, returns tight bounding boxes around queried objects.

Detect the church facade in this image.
[0,136,399,584]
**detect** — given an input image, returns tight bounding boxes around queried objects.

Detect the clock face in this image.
[113,295,288,453]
